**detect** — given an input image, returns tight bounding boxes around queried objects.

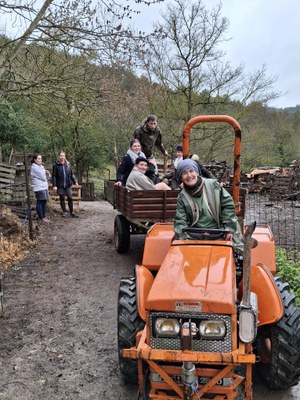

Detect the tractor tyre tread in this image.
[118,276,144,383]
[256,276,300,389]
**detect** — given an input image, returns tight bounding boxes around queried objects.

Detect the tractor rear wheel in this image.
[255,276,300,389]
[114,215,130,253]
[118,276,145,383]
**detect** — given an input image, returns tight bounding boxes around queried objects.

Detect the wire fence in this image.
[244,193,300,261]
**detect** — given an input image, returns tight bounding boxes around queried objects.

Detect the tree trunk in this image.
[0,0,54,79]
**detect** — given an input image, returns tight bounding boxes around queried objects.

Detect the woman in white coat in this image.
[30,154,50,222]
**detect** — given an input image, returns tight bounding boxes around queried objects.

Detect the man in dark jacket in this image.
[133,115,168,183]
[52,151,79,217]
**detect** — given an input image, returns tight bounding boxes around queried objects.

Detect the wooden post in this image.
[8,148,14,164]
[24,150,34,240]
[0,271,4,316]
[163,154,168,173]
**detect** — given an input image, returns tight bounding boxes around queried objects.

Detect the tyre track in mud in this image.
[0,202,139,400]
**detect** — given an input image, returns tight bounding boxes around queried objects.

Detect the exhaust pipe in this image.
[239,221,258,343]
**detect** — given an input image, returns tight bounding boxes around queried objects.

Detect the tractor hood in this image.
[146,241,236,314]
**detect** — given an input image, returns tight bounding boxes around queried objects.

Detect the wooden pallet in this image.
[48,185,82,212]
[0,163,17,199]
[12,184,30,201]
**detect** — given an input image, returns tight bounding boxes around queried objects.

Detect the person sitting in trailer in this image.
[126,157,171,191]
[114,139,148,186]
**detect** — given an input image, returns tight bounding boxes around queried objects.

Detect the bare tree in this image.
[0,0,163,93]
[132,0,281,163]
[0,0,166,171]
[138,0,279,121]
[0,0,54,80]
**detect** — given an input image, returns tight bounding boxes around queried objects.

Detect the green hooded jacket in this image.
[174,178,244,251]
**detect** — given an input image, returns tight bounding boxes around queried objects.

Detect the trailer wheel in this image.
[255,276,300,389]
[114,215,130,253]
[118,276,145,383]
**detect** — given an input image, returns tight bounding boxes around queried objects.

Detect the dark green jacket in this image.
[133,123,166,158]
[174,178,243,251]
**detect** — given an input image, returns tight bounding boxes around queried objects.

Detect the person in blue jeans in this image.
[52,151,79,218]
[30,154,50,222]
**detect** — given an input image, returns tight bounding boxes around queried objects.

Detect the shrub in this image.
[276,248,300,308]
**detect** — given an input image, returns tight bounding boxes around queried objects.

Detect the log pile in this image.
[269,174,299,201]
[245,163,300,200]
[202,160,231,184]
[246,168,280,194]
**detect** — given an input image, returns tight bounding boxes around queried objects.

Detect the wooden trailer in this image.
[104,181,179,253]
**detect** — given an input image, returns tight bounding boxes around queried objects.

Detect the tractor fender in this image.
[135,264,154,321]
[251,224,276,274]
[250,263,284,326]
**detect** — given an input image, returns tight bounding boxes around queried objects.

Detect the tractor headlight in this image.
[239,309,256,343]
[239,294,258,343]
[199,320,226,339]
[154,318,180,337]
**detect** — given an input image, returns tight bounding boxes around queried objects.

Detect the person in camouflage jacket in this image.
[133,115,168,183]
[133,115,167,158]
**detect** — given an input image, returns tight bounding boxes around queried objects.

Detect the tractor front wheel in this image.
[118,276,145,383]
[255,276,300,389]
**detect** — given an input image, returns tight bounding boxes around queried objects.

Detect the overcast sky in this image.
[1,0,298,108]
[132,0,300,109]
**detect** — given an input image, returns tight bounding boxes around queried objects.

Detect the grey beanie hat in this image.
[176,159,199,182]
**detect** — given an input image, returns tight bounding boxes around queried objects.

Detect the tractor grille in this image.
[150,312,232,353]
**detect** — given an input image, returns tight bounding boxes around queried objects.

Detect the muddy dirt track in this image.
[0,201,299,400]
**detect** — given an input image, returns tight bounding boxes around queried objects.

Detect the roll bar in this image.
[182,115,241,210]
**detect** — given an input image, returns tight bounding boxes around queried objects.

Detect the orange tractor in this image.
[117,115,300,399]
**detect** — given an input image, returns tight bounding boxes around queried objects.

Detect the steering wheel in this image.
[182,227,231,240]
